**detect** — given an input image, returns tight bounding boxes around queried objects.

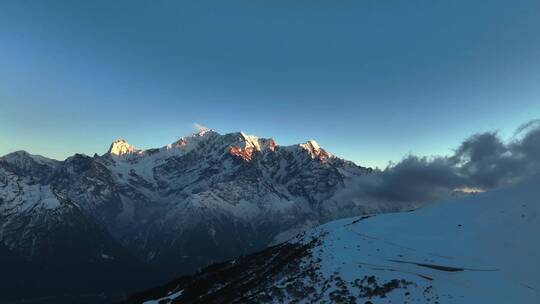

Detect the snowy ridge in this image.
[105,130,323,162]
[127,174,540,303]
[1,150,59,168]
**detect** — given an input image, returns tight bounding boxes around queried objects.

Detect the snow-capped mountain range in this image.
[128,173,540,304]
[0,129,400,301]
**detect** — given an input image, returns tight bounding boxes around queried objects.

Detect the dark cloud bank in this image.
[356,119,540,206]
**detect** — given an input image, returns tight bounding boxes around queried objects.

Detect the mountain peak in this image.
[306,140,320,151]
[300,139,321,154]
[2,150,30,158]
[108,139,138,156]
[239,131,262,150]
[299,139,332,160]
[193,126,214,137]
[1,150,57,166]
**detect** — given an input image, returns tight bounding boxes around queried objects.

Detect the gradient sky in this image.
[1,0,539,168]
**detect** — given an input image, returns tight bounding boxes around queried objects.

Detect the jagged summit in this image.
[108,139,139,156]
[306,139,320,150]
[103,130,334,163]
[239,131,261,150]
[193,127,214,137]
[224,132,277,161]
[300,139,332,160]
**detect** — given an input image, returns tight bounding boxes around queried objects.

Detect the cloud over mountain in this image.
[358,119,540,205]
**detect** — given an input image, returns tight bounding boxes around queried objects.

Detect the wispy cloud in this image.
[192,122,210,133]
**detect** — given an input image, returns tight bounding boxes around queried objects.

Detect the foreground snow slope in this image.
[299,176,540,303]
[128,174,540,303]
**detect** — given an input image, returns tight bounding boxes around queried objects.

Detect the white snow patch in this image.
[100,253,114,260]
[143,289,183,304]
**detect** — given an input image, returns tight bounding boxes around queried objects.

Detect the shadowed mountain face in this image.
[127,174,540,304]
[0,197,159,303]
[0,130,388,302]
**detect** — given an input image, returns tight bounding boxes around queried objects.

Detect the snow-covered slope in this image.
[127,174,540,303]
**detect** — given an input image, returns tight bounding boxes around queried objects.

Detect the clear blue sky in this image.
[1,0,539,168]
